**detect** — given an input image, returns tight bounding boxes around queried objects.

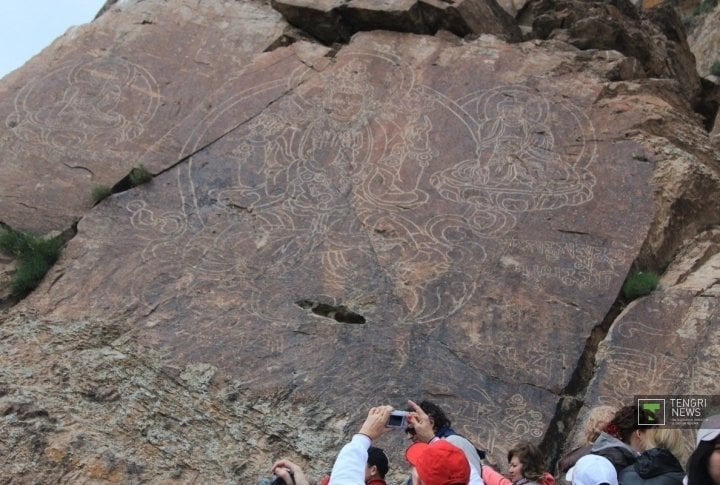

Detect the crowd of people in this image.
[260,400,720,485]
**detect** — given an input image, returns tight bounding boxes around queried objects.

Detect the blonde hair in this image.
[645,427,684,460]
[584,405,618,443]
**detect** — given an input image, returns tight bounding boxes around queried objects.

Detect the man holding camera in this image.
[405,400,485,475]
[326,405,394,484]
[327,402,484,485]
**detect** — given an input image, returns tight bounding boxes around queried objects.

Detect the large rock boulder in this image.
[0,0,288,234]
[0,0,718,482]
[0,313,347,483]
[20,26,659,469]
[576,227,720,460]
[519,0,702,103]
[688,1,720,78]
[271,0,522,44]
[687,2,720,143]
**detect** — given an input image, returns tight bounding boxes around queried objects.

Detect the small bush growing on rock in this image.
[622,270,660,301]
[710,60,720,77]
[699,0,718,14]
[0,228,62,298]
[91,185,113,204]
[0,228,28,255]
[129,164,153,187]
[683,0,718,30]
[682,14,699,30]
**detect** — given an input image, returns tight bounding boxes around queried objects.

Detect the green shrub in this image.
[0,229,31,256]
[129,164,153,187]
[622,270,660,301]
[699,0,718,15]
[682,14,698,31]
[710,60,720,77]
[0,228,62,298]
[91,185,113,204]
[684,0,718,31]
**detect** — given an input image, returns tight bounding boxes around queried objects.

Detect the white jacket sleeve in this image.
[328,434,371,485]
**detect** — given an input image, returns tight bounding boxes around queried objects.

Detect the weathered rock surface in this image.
[0,313,348,483]
[23,27,658,468]
[686,2,720,143]
[496,0,532,17]
[0,0,288,234]
[271,0,522,44]
[575,227,720,460]
[688,2,720,78]
[591,79,720,270]
[1,0,719,483]
[519,0,703,104]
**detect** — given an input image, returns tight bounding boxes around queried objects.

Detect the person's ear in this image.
[369,465,378,477]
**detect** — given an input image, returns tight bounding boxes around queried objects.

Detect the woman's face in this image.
[508,455,524,482]
[709,439,720,484]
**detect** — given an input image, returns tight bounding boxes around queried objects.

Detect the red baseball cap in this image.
[405,440,470,485]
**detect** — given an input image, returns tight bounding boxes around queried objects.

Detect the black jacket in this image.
[618,448,685,485]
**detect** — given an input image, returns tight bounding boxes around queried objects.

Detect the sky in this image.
[0,0,106,79]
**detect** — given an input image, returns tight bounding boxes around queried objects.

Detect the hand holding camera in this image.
[262,459,310,485]
[358,405,395,440]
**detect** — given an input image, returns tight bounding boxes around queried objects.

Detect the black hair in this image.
[367,446,389,478]
[686,439,718,485]
[416,400,452,431]
[607,405,655,443]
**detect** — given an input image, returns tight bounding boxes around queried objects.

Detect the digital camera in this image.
[386,410,409,429]
[257,477,285,485]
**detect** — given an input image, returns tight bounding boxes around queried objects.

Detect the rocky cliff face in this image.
[0,0,718,483]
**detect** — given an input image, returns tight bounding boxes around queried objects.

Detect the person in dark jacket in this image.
[558,405,617,475]
[589,405,655,475]
[618,427,685,485]
[686,414,720,485]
